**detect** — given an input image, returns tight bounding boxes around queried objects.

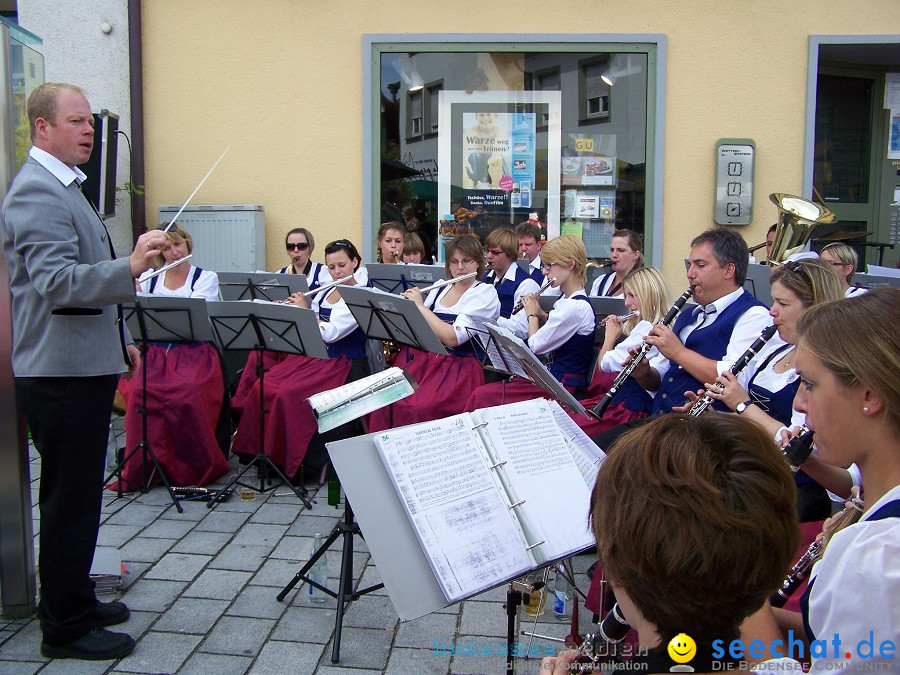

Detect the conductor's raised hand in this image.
[129,231,169,277]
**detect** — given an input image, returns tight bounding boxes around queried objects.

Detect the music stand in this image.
[365,263,446,294]
[466,318,529,379]
[106,296,215,513]
[204,300,329,509]
[217,272,308,301]
[539,295,627,345]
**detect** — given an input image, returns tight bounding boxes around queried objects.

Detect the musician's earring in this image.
[863,406,870,414]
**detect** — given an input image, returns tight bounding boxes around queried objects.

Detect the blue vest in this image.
[319,304,366,359]
[612,376,654,413]
[800,499,900,641]
[546,295,595,387]
[485,265,533,318]
[527,264,544,285]
[652,290,764,414]
[427,287,483,358]
[593,272,616,296]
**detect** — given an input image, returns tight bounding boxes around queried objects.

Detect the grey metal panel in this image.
[158,204,265,273]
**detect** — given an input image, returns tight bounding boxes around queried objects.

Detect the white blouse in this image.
[527,290,595,355]
[426,281,501,347]
[138,265,219,301]
[312,291,361,344]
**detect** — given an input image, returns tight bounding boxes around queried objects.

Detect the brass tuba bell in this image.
[767,193,837,265]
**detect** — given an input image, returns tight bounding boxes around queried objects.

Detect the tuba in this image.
[767,193,837,265]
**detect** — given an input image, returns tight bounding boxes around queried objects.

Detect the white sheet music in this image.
[474,400,595,562]
[547,401,606,490]
[373,416,534,601]
[475,320,529,378]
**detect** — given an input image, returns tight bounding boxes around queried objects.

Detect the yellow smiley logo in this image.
[667,633,697,664]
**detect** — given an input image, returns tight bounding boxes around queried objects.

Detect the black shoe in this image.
[41,627,136,660]
[93,600,130,627]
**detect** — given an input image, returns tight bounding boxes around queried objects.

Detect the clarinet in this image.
[571,603,631,671]
[769,495,864,607]
[591,287,694,419]
[687,324,778,417]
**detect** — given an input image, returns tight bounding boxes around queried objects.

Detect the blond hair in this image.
[796,287,900,435]
[621,267,670,334]
[27,82,85,141]
[540,235,589,286]
[153,222,193,267]
[770,258,844,308]
[819,242,858,284]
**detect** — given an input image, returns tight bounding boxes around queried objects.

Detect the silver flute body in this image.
[510,277,556,315]
[303,274,353,297]
[687,324,778,417]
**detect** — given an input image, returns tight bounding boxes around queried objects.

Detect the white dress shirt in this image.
[427,282,501,347]
[527,290,594,355]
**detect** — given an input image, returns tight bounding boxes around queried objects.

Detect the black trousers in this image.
[16,375,118,645]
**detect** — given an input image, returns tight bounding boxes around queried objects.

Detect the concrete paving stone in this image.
[248,640,324,675]
[269,606,336,644]
[314,668,381,675]
[119,579,188,613]
[449,634,517,675]
[341,594,399,630]
[285,514,339,538]
[96,524,143,547]
[143,552,212,582]
[157,499,211,522]
[208,542,273,572]
[194,510,252,533]
[183,568,253,601]
[139,517,197,540]
[114,631,201,674]
[118,561,150,591]
[116,609,161,641]
[0,662,41,674]
[394,611,460,649]
[38,655,117,674]
[198,615,275,657]
[118,536,177,563]
[170,529,232,556]
[178,651,253,675]
[459,600,510,638]
[322,626,393,671]
[285,576,338,609]
[230,522,289,547]
[0,620,47,663]
[267,535,307,561]
[249,557,307,588]
[152,597,229,634]
[226,585,288,621]
[248,502,302,525]
[386,646,454,675]
[131,487,181,508]
[104,503,167,527]
[205,491,267,513]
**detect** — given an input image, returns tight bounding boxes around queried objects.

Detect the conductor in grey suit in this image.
[1,83,167,661]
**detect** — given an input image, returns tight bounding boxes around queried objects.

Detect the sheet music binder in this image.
[307,367,418,433]
[365,263,447,294]
[486,324,593,419]
[217,272,309,302]
[327,399,604,618]
[336,285,448,356]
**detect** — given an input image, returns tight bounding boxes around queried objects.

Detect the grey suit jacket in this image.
[1,156,136,377]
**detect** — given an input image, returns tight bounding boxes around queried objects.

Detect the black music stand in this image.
[217,272,308,301]
[106,296,215,512]
[364,263,446,294]
[204,300,329,509]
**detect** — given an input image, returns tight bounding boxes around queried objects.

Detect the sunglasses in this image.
[286,242,310,252]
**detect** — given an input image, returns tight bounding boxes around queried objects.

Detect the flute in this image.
[591,287,694,419]
[417,271,477,294]
[510,277,556,315]
[769,494,864,608]
[600,310,639,325]
[687,324,778,417]
[142,254,193,281]
[302,274,353,298]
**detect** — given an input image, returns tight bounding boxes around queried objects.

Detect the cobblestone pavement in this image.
[0,442,597,674]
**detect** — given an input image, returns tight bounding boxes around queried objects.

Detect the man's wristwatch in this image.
[735,400,754,415]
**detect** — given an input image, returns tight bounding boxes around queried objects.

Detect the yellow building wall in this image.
[141,0,899,287]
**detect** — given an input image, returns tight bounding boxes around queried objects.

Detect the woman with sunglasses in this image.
[368,234,500,431]
[769,288,900,671]
[117,223,230,491]
[464,235,596,410]
[680,258,848,521]
[232,239,370,479]
[279,227,330,291]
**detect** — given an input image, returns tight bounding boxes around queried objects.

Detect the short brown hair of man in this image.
[514,220,543,243]
[591,413,798,648]
[484,227,518,261]
[443,234,486,280]
[27,82,86,141]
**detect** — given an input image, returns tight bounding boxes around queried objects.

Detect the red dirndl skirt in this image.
[230,353,352,479]
[230,350,287,418]
[368,346,485,432]
[114,342,230,491]
[463,378,570,412]
[568,370,649,438]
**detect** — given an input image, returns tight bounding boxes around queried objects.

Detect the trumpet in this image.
[687,324,778,417]
[600,310,639,326]
[770,494,864,608]
[510,277,556,315]
[591,287,694,419]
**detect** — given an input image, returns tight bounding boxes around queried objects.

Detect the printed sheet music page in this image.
[373,415,534,602]
[547,401,606,489]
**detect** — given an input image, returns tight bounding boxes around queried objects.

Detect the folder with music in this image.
[308,366,418,433]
